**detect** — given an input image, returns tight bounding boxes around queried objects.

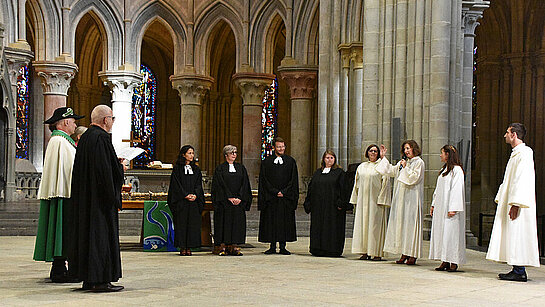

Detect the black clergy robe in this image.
[211,162,252,245]
[68,125,124,283]
[167,163,205,248]
[303,167,351,257]
[258,155,299,243]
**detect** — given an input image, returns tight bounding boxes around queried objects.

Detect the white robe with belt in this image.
[486,143,540,267]
[349,160,391,257]
[377,156,425,258]
[429,165,466,264]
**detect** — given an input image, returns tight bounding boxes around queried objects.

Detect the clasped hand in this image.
[185,194,197,202]
[228,198,241,205]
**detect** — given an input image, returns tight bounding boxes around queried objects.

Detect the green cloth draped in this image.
[33,198,67,262]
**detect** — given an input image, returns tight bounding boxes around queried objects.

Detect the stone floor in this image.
[1,236,544,306]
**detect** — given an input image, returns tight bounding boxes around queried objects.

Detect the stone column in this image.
[170,74,213,156]
[461,2,487,247]
[4,46,33,201]
[277,65,317,182]
[233,72,275,185]
[98,70,142,150]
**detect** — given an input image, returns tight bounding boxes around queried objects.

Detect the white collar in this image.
[184,165,193,175]
[228,163,236,173]
[274,156,283,165]
[322,167,331,174]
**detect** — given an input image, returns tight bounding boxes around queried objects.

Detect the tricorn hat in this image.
[44,107,84,124]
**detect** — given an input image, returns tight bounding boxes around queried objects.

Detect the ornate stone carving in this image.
[462,1,489,36]
[33,61,78,96]
[170,74,214,105]
[232,73,275,107]
[278,66,318,100]
[98,70,143,101]
[338,43,363,69]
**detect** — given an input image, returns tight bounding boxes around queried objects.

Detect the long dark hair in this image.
[176,145,195,166]
[439,145,463,177]
[401,140,421,157]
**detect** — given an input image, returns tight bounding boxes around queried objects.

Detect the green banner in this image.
[143,201,177,252]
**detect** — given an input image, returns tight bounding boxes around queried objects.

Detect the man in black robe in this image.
[68,105,125,292]
[258,137,299,255]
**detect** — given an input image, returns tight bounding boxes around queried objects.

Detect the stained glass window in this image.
[472,46,477,170]
[16,64,30,159]
[132,64,157,167]
[261,78,278,159]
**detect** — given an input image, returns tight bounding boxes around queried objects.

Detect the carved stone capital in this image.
[338,43,363,69]
[170,74,214,106]
[232,73,275,107]
[4,46,34,86]
[462,1,489,36]
[33,61,78,96]
[98,70,143,102]
[277,66,318,100]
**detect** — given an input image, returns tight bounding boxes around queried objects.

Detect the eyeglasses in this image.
[229,151,237,155]
[105,116,116,121]
[368,150,378,153]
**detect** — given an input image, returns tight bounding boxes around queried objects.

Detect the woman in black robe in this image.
[167,145,205,256]
[304,149,352,257]
[211,145,252,256]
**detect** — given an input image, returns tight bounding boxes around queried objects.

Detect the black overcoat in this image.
[211,162,252,245]
[68,125,124,283]
[258,155,299,243]
[167,163,205,248]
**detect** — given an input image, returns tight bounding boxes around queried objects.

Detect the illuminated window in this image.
[261,78,278,159]
[16,65,30,159]
[132,64,157,167]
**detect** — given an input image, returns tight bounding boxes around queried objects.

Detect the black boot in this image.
[264,242,276,254]
[50,257,67,281]
[278,242,291,255]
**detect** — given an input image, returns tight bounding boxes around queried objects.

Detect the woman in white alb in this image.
[429,145,466,272]
[376,140,425,265]
[349,145,391,260]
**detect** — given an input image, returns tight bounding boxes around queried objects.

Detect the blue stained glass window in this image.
[132,64,157,167]
[261,78,278,159]
[16,65,30,159]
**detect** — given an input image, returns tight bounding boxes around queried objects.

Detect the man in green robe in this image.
[33,107,83,282]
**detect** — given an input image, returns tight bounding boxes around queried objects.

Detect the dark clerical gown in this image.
[68,125,123,283]
[303,167,351,257]
[258,155,299,243]
[211,162,252,245]
[167,164,205,248]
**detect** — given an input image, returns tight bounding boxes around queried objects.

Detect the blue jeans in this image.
[513,266,526,275]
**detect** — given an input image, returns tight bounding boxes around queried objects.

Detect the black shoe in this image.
[264,248,276,254]
[89,282,124,292]
[279,248,291,255]
[498,271,527,282]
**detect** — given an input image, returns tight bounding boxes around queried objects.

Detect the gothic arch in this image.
[68,0,122,70]
[194,2,243,74]
[25,0,60,60]
[342,0,363,43]
[249,0,287,72]
[74,11,107,85]
[129,2,187,73]
[293,0,319,64]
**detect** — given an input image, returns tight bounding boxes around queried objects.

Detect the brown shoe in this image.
[435,262,450,271]
[359,254,369,260]
[395,255,409,264]
[371,257,382,261]
[406,257,417,265]
[447,263,458,272]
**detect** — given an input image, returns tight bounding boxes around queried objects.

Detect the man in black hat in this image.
[69,105,126,292]
[33,107,84,283]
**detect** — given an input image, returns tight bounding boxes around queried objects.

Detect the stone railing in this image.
[15,172,41,199]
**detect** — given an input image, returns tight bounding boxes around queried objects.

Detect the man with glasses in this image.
[69,105,126,292]
[258,137,299,255]
[33,107,83,283]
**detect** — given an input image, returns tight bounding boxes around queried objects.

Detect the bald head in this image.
[91,105,112,124]
[91,105,114,132]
